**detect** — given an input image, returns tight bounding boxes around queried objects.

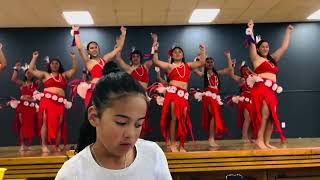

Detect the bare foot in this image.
[20,145,26,152]
[266,143,277,149]
[242,138,251,144]
[169,143,179,152]
[42,146,50,153]
[55,147,62,152]
[209,138,219,147]
[255,140,268,149]
[179,146,187,152]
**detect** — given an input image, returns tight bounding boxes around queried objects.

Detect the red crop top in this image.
[21,82,38,96]
[130,65,149,83]
[90,58,106,79]
[44,74,66,89]
[207,73,219,87]
[254,60,278,74]
[168,63,190,83]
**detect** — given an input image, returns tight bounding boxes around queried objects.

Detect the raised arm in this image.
[103,26,127,62]
[155,67,168,85]
[229,67,243,85]
[0,43,7,71]
[63,51,78,80]
[144,60,153,69]
[271,25,294,62]
[151,34,171,72]
[188,44,206,70]
[72,25,91,66]
[246,20,261,63]
[11,62,23,86]
[217,50,234,76]
[192,69,204,77]
[114,51,132,74]
[28,51,47,80]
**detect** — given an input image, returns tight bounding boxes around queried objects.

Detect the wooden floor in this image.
[1,138,320,179]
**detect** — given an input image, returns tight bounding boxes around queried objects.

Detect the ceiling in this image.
[0,0,320,27]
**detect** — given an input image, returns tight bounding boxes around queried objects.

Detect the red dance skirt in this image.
[38,91,67,145]
[160,86,194,147]
[14,101,38,144]
[84,83,95,108]
[201,87,228,139]
[250,81,285,142]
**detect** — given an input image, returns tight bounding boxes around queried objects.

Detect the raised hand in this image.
[70,51,76,58]
[72,25,80,31]
[32,51,39,59]
[14,62,21,71]
[286,24,294,33]
[120,26,127,35]
[224,50,231,58]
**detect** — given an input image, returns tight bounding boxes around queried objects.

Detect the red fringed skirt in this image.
[38,91,68,145]
[201,87,228,139]
[236,91,256,137]
[250,81,285,142]
[160,86,194,147]
[14,101,38,144]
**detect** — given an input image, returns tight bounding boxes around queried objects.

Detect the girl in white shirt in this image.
[56,62,172,180]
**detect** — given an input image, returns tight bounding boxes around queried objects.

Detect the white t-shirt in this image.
[55,139,172,180]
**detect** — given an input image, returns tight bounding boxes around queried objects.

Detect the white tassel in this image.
[77,82,91,99]
[156,96,164,106]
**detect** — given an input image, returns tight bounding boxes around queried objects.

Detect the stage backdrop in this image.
[0,22,319,146]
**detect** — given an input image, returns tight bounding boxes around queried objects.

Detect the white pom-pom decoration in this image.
[239,96,245,102]
[52,95,58,101]
[272,83,278,91]
[45,93,52,99]
[194,92,203,102]
[177,90,184,97]
[64,101,72,109]
[58,97,64,103]
[276,86,283,94]
[184,93,189,100]
[232,96,239,104]
[264,80,272,87]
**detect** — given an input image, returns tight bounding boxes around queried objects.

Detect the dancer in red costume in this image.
[0,43,7,72]
[192,50,233,147]
[10,62,41,151]
[152,34,206,152]
[71,25,126,108]
[246,20,294,149]
[229,61,256,143]
[29,51,78,152]
[115,49,152,90]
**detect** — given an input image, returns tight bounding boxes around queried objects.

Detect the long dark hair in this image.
[24,69,35,82]
[86,41,100,59]
[130,50,143,65]
[256,40,277,66]
[170,47,186,64]
[47,58,65,73]
[76,61,147,152]
[204,57,221,90]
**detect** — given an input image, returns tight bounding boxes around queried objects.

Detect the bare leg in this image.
[208,104,218,147]
[18,113,26,152]
[41,111,49,153]
[179,108,188,152]
[242,109,251,143]
[55,115,64,152]
[265,120,277,149]
[254,100,269,149]
[169,102,178,152]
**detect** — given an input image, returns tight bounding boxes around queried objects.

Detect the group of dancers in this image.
[0,19,294,153]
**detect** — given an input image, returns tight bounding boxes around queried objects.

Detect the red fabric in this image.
[89,58,105,79]
[38,91,67,145]
[160,86,194,147]
[254,60,279,74]
[201,87,228,139]
[207,73,219,87]
[84,83,95,108]
[140,106,152,138]
[14,102,38,144]
[44,74,67,89]
[21,82,38,96]
[236,91,257,138]
[130,65,149,83]
[168,63,190,83]
[250,82,285,142]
